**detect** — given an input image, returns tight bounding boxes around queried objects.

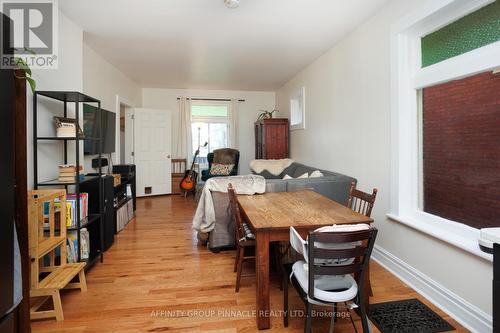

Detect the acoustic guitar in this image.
[180,141,208,192]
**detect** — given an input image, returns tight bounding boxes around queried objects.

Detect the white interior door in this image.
[134,108,172,197]
[124,107,134,164]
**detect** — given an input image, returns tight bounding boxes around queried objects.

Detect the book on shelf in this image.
[44,193,89,228]
[67,228,90,263]
[66,193,89,228]
[59,164,83,172]
[58,174,85,183]
[58,164,84,182]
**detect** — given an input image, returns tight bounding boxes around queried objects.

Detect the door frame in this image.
[115,95,135,165]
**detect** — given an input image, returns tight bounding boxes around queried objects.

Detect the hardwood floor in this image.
[32,195,467,333]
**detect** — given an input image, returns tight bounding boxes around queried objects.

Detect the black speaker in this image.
[91,157,108,169]
[113,164,136,211]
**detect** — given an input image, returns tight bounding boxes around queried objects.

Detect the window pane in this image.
[209,123,228,152]
[420,70,500,228]
[192,122,209,164]
[191,122,229,165]
[191,104,228,117]
[421,1,500,67]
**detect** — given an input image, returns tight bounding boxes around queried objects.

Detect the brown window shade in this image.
[421,71,500,229]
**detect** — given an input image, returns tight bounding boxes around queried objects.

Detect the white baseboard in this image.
[372,245,492,333]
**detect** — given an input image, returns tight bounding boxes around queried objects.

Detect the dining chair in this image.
[228,183,256,292]
[347,182,378,218]
[284,225,378,333]
[347,181,378,298]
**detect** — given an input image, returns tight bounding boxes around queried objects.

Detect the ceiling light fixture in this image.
[224,0,240,9]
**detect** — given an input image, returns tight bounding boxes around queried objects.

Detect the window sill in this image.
[386,213,493,262]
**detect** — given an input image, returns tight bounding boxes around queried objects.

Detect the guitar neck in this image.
[189,150,200,171]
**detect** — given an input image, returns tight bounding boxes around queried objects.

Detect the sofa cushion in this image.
[310,170,324,178]
[265,179,287,192]
[286,177,353,205]
[291,165,315,178]
[255,169,282,179]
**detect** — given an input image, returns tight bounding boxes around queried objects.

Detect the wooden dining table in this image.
[237,190,374,330]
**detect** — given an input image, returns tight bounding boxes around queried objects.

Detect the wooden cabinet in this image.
[254,118,289,159]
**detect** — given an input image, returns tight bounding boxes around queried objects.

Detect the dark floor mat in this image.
[368,298,455,333]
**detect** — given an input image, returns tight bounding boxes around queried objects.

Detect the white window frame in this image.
[290,86,306,131]
[389,0,500,261]
[190,100,232,154]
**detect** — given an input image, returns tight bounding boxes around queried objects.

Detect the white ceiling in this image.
[60,0,389,91]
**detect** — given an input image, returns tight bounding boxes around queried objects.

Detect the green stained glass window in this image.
[191,105,228,117]
[421,0,500,67]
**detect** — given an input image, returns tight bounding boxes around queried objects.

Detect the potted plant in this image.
[257,106,279,120]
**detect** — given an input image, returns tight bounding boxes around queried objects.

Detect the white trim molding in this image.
[389,0,500,258]
[372,245,493,333]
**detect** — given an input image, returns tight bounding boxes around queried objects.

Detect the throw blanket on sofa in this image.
[192,175,266,233]
[249,158,294,176]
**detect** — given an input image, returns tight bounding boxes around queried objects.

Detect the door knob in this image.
[167,155,171,159]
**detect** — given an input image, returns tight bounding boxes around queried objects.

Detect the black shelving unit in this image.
[33,91,104,268]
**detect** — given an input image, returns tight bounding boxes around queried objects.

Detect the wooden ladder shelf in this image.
[28,189,87,321]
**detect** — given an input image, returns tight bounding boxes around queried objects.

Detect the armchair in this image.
[201,148,240,181]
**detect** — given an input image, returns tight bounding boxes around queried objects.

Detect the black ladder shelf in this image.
[33,91,104,269]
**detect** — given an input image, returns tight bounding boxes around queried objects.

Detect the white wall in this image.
[28,12,83,188]
[27,11,143,185]
[82,43,142,171]
[276,0,492,321]
[142,88,276,174]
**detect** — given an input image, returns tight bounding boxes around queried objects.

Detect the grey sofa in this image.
[206,162,357,251]
[259,162,357,205]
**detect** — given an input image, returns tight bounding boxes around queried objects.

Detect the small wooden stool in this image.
[28,190,88,321]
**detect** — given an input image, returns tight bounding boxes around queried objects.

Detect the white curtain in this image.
[230,98,239,149]
[177,97,192,161]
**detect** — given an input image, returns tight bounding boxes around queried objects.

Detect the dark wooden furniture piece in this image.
[1,33,19,332]
[14,70,29,333]
[284,228,378,333]
[228,184,256,292]
[171,159,187,194]
[237,190,373,330]
[254,118,289,159]
[348,181,378,218]
[1,13,30,332]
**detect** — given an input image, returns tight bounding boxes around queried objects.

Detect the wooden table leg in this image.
[255,231,270,330]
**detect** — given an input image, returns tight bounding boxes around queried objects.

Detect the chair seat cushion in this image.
[242,222,255,240]
[291,260,358,304]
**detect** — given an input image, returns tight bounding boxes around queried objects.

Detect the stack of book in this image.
[58,164,83,183]
[54,116,84,138]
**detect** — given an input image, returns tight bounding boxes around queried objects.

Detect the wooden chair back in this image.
[347,182,378,218]
[228,184,245,241]
[171,158,187,175]
[307,228,378,303]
